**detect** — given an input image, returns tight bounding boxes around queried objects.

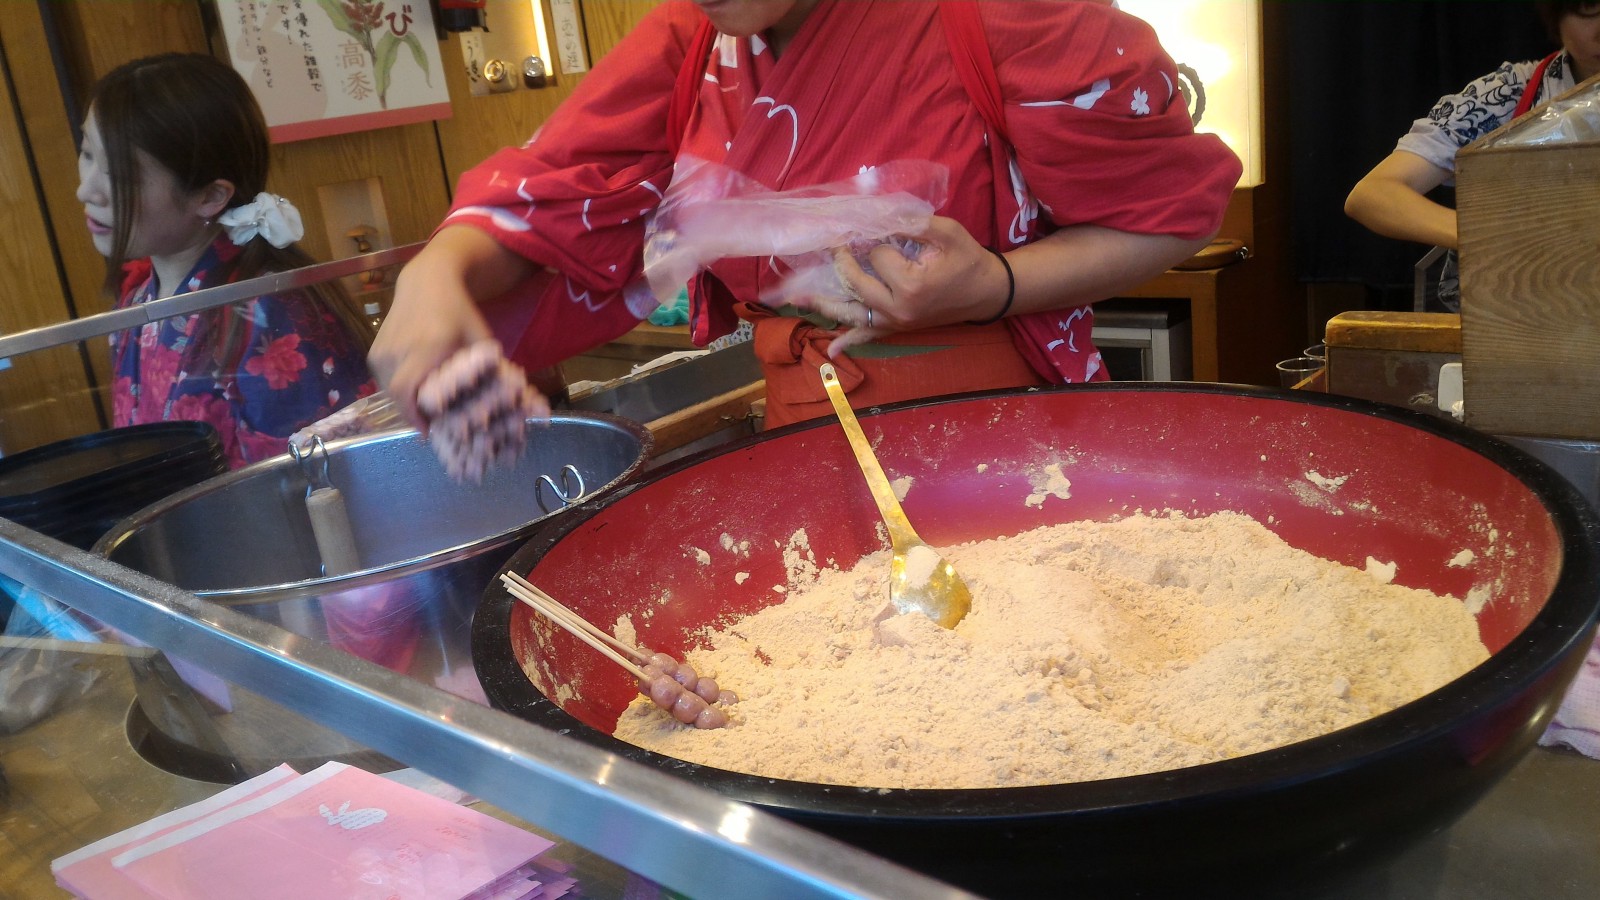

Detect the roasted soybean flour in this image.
[612,512,1488,790]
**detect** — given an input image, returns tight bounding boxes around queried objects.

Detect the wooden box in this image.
[1324,311,1461,418]
[1456,72,1600,440]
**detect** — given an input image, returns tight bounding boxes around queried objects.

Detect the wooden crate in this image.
[1324,311,1461,417]
[1456,72,1600,439]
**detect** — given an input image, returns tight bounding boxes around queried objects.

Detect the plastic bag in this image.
[0,574,101,734]
[647,286,691,326]
[288,391,405,455]
[643,156,950,307]
[0,573,99,643]
[1494,88,1600,147]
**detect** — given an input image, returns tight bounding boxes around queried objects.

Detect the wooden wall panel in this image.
[4,2,109,324]
[431,0,661,190]
[50,0,209,97]
[579,0,662,59]
[0,3,105,453]
[432,0,586,192]
[267,124,453,259]
[432,32,582,191]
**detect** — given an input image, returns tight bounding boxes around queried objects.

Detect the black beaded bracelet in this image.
[966,247,1015,326]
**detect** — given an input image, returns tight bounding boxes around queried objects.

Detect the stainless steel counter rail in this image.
[0,520,977,900]
[0,244,422,360]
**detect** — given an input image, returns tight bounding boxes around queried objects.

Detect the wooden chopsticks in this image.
[501,570,733,729]
[499,570,650,681]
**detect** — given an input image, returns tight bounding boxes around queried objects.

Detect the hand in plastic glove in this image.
[369,226,535,429]
[823,216,1009,356]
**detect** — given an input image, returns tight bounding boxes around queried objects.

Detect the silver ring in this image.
[865,306,874,328]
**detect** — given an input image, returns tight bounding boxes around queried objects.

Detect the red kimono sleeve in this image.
[443,1,704,370]
[982,1,1241,239]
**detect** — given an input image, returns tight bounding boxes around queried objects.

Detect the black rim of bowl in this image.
[0,421,222,507]
[473,382,1600,822]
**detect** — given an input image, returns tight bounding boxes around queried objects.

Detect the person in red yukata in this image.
[79,53,376,469]
[371,0,1242,430]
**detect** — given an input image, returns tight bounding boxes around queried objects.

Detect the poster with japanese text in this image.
[216,0,451,143]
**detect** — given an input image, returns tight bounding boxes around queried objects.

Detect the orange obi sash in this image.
[749,313,1048,430]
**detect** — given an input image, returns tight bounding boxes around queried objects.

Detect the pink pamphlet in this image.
[54,765,300,898]
[55,762,554,899]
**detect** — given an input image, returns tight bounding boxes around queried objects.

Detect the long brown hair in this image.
[86,53,374,350]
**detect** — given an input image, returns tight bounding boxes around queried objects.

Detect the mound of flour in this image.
[612,512,1488,790]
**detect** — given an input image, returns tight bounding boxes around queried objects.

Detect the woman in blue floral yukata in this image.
[77,53,375,468]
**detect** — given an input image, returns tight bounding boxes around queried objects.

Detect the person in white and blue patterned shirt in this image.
[1344,1,1598,310]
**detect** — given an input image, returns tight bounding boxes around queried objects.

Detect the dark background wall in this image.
[1286,1,1553,310]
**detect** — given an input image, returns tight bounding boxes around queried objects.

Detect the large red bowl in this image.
[474,384,1600,897]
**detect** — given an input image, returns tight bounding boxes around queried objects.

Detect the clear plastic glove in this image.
[289,393,406,454]
[643,156,949,306]
[417,340,549,483]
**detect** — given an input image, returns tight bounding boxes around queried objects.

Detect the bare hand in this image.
[368,228,523,429]
[370,280,491,430]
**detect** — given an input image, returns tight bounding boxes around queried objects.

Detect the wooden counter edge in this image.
[1325,312,1462,354]
[645,381,766,456]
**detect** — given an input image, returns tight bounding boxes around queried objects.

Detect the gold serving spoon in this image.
[819,363,972,629]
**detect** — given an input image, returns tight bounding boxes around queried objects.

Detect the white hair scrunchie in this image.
[217,192,304,249]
